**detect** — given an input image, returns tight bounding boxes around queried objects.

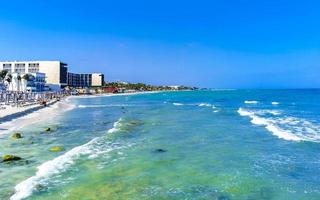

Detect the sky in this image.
[0,0,319,88]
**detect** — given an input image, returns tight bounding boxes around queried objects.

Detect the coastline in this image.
[0,100,58,122]
[2,89,320,200]
[0,91,163,136]
[0,97,75,136]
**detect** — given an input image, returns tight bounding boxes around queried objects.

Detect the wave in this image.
[244,100,258,104]
[172,102,219,112]
[238,108,320,142]
[108,118,123,133]
[198,103,217,110]
[10,118,125,200]
[198,103,212,107]
[272,102,280,105]
[173,103,184,106]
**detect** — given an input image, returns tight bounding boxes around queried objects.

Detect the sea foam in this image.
[10,118,124,200]
[198,103,212,107]
[238,108,320,142]
[244,100,258,104]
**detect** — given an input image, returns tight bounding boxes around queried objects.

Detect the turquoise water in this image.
[1,90,320,200]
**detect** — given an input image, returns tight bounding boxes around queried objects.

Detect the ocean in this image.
[1,90,320,200]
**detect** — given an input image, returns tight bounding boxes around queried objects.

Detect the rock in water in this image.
[155,149,167,153]
[35,184,46,191]
[44,127,51,132]
[49,147,64,152]
[2,155,22,162]
[11,133,22,139]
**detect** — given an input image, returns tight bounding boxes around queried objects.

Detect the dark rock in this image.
[2,155,22,162]
[49,147,64,152]
[155,149,167,153]
[11,133,23,139]
[35,184,46,191]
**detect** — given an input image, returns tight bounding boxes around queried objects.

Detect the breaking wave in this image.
[198,103,212,107]
[238,108,320,142]
[172,102,218,112]
[198,103,217,110]
[244,100,258,104]
[173,103,184,106]
[10,118,127,200]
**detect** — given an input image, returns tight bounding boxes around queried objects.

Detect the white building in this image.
[67,72,104,87]
[0,61,68,91]
[3,72,46,92]
[91,73,104,87]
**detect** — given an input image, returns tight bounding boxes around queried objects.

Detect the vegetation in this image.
[104,82,197,91]
[2,155,22,162]
[5,73,12,84]
[49,147,64,152]
[11,133,23,139]
[0,70,8,82]
[23,74,34,81]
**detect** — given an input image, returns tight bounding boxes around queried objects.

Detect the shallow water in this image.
[1,90,320,200]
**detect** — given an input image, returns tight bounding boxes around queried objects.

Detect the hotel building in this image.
[0,61,68,90]
[67,73,104,88]
[1,60,105,90]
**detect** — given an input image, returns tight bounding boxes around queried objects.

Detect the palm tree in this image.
[22,74,30,81]
[17,74,22,92]
[0,70,8,82]
[22,74,30,91]
[5,74,12,90]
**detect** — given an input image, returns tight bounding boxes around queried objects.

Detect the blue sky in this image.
[0,0,319,88]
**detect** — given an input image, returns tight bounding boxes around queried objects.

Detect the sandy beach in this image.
[0,97,75,136]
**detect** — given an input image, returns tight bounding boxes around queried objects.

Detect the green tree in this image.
[0,70,8,82]
[5,74,12,83]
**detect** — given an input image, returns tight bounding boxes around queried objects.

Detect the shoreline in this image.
[0,99,58,123]
[0,91,164,136]
[0,97,75,136]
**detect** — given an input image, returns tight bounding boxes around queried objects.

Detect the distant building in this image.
[0,61,68,91]
[91,73,104,87]
[67,72,104,88]
[67,73,91,88]
[102,86,118,93]
[1,61,105,91]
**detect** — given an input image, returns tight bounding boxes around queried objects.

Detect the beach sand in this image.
[0,97,75,136]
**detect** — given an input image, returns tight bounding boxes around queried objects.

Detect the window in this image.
[28,63,39,73]
[14,63,26,73]
[3,64,12,72]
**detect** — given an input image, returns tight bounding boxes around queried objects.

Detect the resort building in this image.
[67,73,91,88]
[0,61,68,91]
[92,73,104,87]
[67,72,104,88]
[7,72,46,92]
[1,60,105,91]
